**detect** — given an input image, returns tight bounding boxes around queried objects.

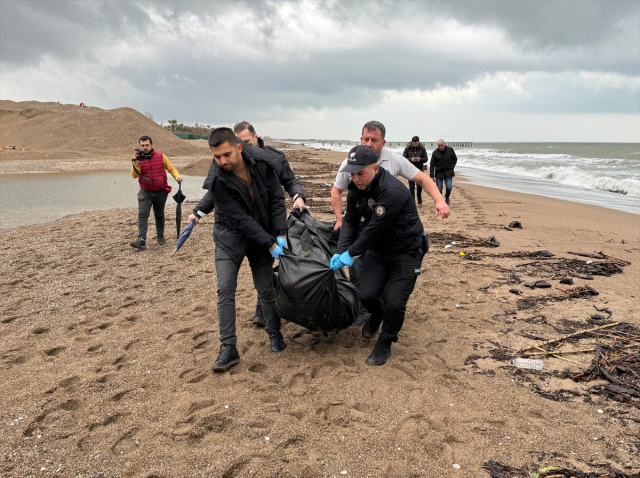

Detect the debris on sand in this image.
[482,460,630,478]
[508,221,522,229]
[429,232,501,248]
[516,286,599,309]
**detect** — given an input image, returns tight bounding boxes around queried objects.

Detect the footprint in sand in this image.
[179,368,208,384]
[288,373,308,395]
[44,346,65,357]
[249,363,267,373]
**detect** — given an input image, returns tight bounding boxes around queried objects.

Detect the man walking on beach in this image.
[189,121,307,328]
[430,139,458,205]
[130,135,182,250]
[402,135,429,204]
[330,145,427,366]
[192,128,288,372]
[330,121,448,325]
[232,121,307,326]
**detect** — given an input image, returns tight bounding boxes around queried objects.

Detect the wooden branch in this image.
[521,322,620,352]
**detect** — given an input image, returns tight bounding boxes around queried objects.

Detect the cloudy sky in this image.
[1,0,639,142]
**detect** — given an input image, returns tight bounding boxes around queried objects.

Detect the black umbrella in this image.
[173,182,186,240]
[171,220,195,257]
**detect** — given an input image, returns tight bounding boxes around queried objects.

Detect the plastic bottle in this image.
[511,358,544,370]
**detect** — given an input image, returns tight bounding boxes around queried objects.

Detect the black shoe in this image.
[350,310,370,328]
[130,237,146,250]
[212,344,240,372]
[157,237,166,246]
[366,338,392,366]
[445,197,450,205]
[269,331,287,353]
[362,316,382,339]
[252,303,265,327]
[417,198,423,205]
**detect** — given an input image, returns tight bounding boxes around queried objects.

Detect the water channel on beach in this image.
[0,172,207,230]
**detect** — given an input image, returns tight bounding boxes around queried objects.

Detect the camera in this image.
[135,148,153,161]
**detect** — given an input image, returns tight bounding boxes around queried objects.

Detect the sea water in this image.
[282,140,640,215]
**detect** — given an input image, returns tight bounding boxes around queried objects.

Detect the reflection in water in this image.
[0,172,208,230]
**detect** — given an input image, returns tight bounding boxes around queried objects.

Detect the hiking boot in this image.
[157,236,167,246]
[130,237,146,250]
[269,331,287,353]
[362,316,382,339]
[212,344,240,372]
[365,338,392,366]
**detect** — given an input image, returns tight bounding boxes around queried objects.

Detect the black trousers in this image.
[358,248,424,343]
[137,189,168,239]
[408,181,422,201]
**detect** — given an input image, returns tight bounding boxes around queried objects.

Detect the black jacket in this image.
[402,143,428,171]
[195,141,305,217]
[195,146,287,263]
[430,146,457,179]
[257,137,306,201]
[337,167,424,258]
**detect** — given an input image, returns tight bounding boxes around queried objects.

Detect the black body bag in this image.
[275,208,360,333]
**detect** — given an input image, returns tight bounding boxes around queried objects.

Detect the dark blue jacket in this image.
[337,167,424,257]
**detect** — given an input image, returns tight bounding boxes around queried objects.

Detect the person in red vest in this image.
[130,135,183,250]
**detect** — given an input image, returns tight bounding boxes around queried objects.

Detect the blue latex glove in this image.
[329,253,341,270]
[338,250,354,268]
[270,244,284,259]
[277,237,287,249]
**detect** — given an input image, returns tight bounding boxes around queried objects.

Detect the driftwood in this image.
[520,323,619,352]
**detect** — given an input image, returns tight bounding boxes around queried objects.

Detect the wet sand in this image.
[1,143,639,477]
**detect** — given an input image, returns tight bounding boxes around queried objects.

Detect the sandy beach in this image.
[1,142,639,477]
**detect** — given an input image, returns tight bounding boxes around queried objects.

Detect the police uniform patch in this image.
[375,205,386,216]
[367,198,375,210]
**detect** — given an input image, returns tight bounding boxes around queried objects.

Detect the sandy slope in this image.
[0,144,638,477]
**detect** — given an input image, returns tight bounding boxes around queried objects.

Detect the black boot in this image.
[417,196,423,205]
[157,236,166,246]
[362,315,383,339]
[212,344,240,372]
[269,331,287,353]
[252,302,265,327]
[366,338,392,366]
[130,237,146,250]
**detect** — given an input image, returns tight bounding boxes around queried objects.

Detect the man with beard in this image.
[191,127,288,372]
[130,135,183,250]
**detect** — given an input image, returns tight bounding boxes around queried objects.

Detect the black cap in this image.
[412,136,419,142]
[340,145,378,173]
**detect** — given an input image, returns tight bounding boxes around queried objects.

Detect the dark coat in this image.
[430,145,457,179]
[257,137,306,200]
[402,143,428,171]
[337,167,424,258]
[196,145,287,263]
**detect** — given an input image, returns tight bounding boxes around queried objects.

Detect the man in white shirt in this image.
[330,121,450,229]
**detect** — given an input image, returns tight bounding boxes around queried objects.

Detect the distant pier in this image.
[315,140,473,148]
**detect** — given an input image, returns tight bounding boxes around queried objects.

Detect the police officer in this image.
[331,145,427,366]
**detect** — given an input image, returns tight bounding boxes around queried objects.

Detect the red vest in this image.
[138,150,168,191]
